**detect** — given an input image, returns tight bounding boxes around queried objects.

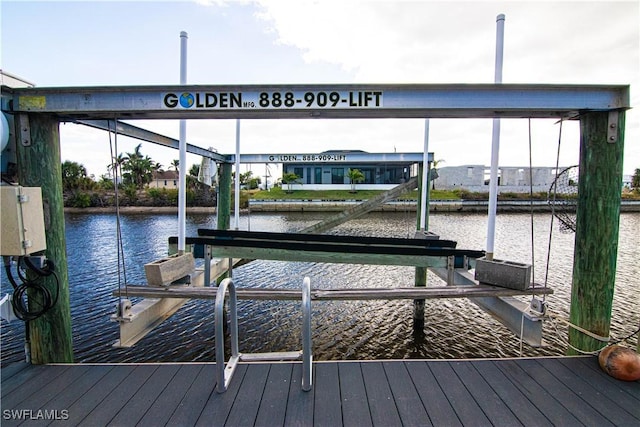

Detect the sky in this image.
[1,0,638,180]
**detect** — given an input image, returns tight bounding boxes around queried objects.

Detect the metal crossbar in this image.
[214,277,312,393]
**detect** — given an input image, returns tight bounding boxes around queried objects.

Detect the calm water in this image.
[1,211,638,366]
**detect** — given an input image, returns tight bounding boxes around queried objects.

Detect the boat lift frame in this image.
[2,82,630,357]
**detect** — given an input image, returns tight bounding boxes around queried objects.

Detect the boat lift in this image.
[3,80,629,373]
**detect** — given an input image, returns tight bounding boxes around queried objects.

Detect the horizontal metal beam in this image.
[205,245,474,268]
[77,119,227,162]
[237,152,431,164]
[8,83,630,120]
[114,284,552,301]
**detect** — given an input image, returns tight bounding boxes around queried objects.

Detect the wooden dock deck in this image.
[2,357,638,426]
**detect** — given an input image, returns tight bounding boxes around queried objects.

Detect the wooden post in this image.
[217,163,232,231]
[216,163,232,283]
[413,163,430,330]
[15,114,74,364]
[568,111,625,354]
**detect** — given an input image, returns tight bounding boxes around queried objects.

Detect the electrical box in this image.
[1,186,47,256]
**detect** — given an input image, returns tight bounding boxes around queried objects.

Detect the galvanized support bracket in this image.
[446,256,455,285]
[18,114,30,147]
[607,110,619,143]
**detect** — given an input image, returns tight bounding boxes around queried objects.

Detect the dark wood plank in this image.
[254,363,293,427]
[2,365,79,410]
[361,362,403,426]
[448,361,522,426]
[536,358,640,426]
[561,357,640,418]
[471,360,552,427]
[50,365,134,427]
[518,358,615,426]
[107,364,181,426]
[314,362,343,427]
[137,364,204,427]
[428,361,491,426]
[166,364,217,427]
[383,361,431,427]
[84,364,158,426]
[573,356,640,402]
[404,361,462,427]
[0,362,30,381]
[338,362,373,427]
[495,360,582,426]
[3,358,637,427]
[35,365,113,426]
[225,363,271,427]
[1,364,57,400]
[196,364,249,427]
[284,363,314,427]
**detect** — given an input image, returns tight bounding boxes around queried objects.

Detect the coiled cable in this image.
[4,256,59,321]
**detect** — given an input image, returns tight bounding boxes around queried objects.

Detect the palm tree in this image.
[347,168,365,193]
[152,162,163,188]
[170,159,180,174]
[61,160,89,191]
[121,144,154,189]
[281,172,300,193]
[107,153,126,182]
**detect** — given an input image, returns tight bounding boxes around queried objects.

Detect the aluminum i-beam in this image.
[76,119,227,162]
[430,267,545,347]
[10,84,629,120]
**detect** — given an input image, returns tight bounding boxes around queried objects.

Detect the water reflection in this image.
[1,212,638,366]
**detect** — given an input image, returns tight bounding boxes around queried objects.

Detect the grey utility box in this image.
[1,186,47,256]
[474,258,532,290]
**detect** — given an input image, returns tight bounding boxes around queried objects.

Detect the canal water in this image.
[1,211,638,366]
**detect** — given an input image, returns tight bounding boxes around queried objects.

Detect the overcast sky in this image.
[2,0,638,179]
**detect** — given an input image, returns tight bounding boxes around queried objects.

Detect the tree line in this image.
[61,144,210,208]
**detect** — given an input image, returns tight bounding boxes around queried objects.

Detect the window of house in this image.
[331,168,344,184]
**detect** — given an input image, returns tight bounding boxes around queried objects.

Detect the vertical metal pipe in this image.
[301,277,312,391]
[486,14,505,260]
[234,119,241,230]
[419,119,429,231]
[178,31,188,253]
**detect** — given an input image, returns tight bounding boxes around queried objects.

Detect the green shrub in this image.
[68,192,91,208]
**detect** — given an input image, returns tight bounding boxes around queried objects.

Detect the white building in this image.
[432,165,567,194]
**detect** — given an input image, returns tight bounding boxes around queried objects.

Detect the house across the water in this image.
[282,150,420,191]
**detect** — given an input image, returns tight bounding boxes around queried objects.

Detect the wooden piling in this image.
[217,163,232,231]
[569,111,625,354]
[15,114,73,363]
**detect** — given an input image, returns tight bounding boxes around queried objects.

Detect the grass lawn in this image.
[247,187,639,201]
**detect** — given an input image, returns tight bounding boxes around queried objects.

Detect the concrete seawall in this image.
[248,199,640,213]
[64,200,640,214]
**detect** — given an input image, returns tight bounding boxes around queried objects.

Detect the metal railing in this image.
[214,277,312,393]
